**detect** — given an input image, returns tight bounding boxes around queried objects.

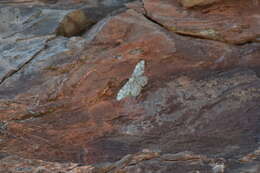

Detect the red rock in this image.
[143,0,260,44]
[0,0,260,172]
[178,0,221,8]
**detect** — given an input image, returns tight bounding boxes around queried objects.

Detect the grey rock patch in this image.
[0,37,48,84]
[116,60,148,101]
[83,15,112,43]
[0,37,70,99]
[0,6,92,40]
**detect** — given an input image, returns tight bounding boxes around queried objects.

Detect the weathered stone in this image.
[0,37,49,84]
[0,0,259,173]
[178,0,221,8]
[0,155,81,173]
[0,7,94,40]
[143,0,260,44]
[161,151,201,161]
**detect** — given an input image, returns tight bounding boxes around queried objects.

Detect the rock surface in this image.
[0,0,259,173]
[144,0,260,44]
[178,0,221,8]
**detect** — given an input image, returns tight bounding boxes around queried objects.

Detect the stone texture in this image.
[143,0,260,44]
[0,7,93,39]
[178,0,221,8]
[0,0,259,173]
